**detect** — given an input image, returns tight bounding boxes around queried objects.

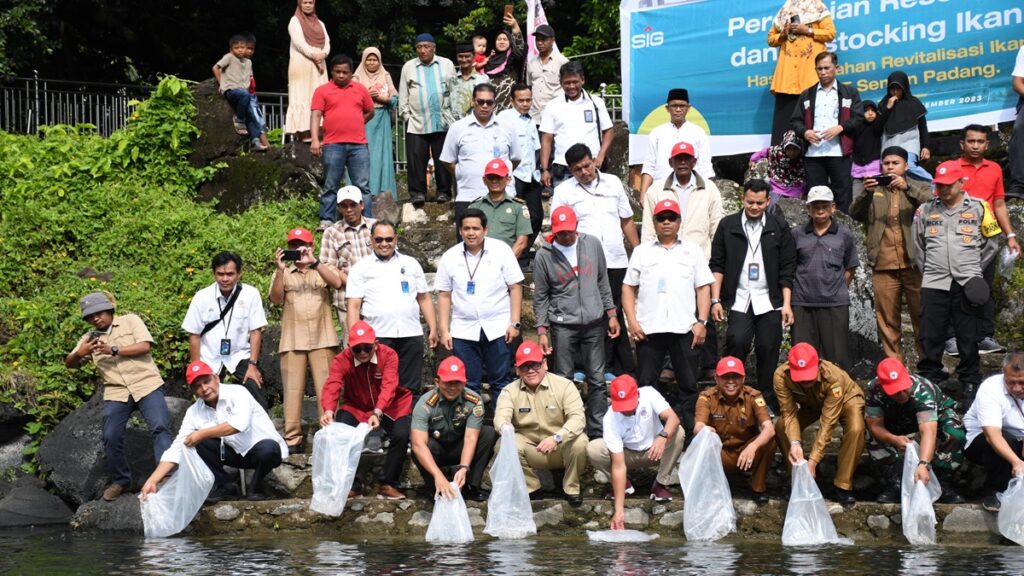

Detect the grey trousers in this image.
[792,305,850,371]
[549,321,608,438]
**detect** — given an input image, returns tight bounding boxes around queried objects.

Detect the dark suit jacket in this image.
[709,211,797,310]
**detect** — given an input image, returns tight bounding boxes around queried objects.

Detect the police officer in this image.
[864,358,965,504]
[693,356,776,505]
[410,356,497,501]
[913,160,1001,401]
[469,159,532,257]
[774,343,865,505]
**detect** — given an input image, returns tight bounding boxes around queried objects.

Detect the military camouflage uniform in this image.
[865,374,966,471]
[411,388,497,493]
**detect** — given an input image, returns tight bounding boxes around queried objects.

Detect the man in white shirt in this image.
[964,352,1024,511]
[539,61,613,189]
[347,220,437,396]
[622,198,714,440]
[640,88,714,204]
[182,251,269,408]
[588,374,684,525]
[496,84,544,250]
[436,208,525,406]
[141,360,288,503]
[525,24,569,125]
[552,143,640,376]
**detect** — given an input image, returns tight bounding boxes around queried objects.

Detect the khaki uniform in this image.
[494,373,588,495]
[695,385,776,492]
[74,313,163,402]
[470,194,532,250]
[774,360,865,491]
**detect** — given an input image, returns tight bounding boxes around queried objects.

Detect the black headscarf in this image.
[484,29,516,77]
[880,71,927,136]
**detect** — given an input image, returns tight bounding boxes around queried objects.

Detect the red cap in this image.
[877,358,912,396]
[515,340,544,366]
[716,356,746,377]
[185,360,214,386]
[551,206,578,234]
[609,374,639,412]
[653,198,681,216]
[933,161,963,185]
[348,321,376,347]
[670,141,697,160]
[287,227,314,244]
[437,356,467,383]
[483,158,509,178]
[787,343,819,381]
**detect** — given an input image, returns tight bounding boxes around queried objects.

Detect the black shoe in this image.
[247,491,268,501]
[983,492,1001,512]
[287,443,305,456]
[834,487,856,506]
[566,493,584,508]
[876,484,901,504]
[753,491,769,505]
[529,490,544,501]
[205,484,237,504]
[410,194,426,208]
[937,487,965,504]
[463,486,489,502]
[436,193,450,203]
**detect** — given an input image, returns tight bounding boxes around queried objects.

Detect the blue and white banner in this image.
[621,0,1023,161]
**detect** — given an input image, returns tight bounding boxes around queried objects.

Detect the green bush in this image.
[0,76,311,472]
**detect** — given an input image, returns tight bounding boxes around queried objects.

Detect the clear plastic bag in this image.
[309,422,371,517]
[586,529,660,543]
[140,446,215,538]
[998,474,1024,546]
[998,246,1020,280]
[782,461,852,546]
[677,427,735,541]
[901,441,941,545]
[425,483,475,543]
[484,427,537,539]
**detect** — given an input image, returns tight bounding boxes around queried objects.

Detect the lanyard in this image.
[743,218,764,259]
[464,241,485,281]
[216,285,238,333]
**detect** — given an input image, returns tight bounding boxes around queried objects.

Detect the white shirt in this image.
[732,214,774,315]
[439,113,521,202]
[624,239,714,335]
[965,374,1024,447]
[496,108,541,183]
[602,387,672,453]
[551,173,633,268]
[181,283,268,373]
[435,240,525,341]
[539,90,613,166]
[641,121,715,181]
[161,383,288,465]
[346,251,428,338]
[804,83,842,158]
[552,239,578,269]
[1014,47,1024,77]
[671,174,697,218]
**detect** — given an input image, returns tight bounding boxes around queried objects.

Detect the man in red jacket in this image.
[321,320,412,499]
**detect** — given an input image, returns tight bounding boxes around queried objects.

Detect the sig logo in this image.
[631,25,664,49]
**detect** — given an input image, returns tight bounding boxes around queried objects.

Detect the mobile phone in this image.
[790,15,800,24]
[88,331,104,342]
[282,249,301,261]
[504,4,514,19]
[873,175,894,186]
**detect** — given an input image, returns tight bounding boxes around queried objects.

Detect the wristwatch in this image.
[511,321,522,329]
[553,433,563,444]
[110,345,120,357]
[658,430,669,439]
[711,298,721,305]
[310,258,320,269]
[696,319,709,327]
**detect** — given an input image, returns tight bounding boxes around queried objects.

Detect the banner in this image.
[621,0,1024,161]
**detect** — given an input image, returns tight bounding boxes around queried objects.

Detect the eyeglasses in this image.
[373,236,395,243]
[667,103,690,109]
[352,344,374,354]
[655,214,680,223]
[519,361,543,373]
[475,99,495,107]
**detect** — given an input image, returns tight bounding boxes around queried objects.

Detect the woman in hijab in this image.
[353,47,398,200]
[878,71,931,182]
[767,0,836,145]
[750,129,807,203]
[484,13,525,111]
[285,0,330,141]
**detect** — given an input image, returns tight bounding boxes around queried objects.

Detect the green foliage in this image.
[0,1,53,76]
[0,75,311,470]
[562,0,622,84]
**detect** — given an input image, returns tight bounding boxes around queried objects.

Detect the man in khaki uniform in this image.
[468,159,532,257]
[694,356,776,504]
[774,342,865,505]
[493,340,588,507]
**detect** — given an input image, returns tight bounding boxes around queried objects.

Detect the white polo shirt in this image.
[539,90,612,166]
[602,387,672,453]
[625,238,714,335]
[161,383,288,464]
[439,113,521,202]
[346,250,428,338]
[552,173,634,269]
[641,121,715,181]
[435,239,525,341]
[965,374,1024,446]
[181,283,268,373]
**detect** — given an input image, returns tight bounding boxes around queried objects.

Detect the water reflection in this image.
[786,549,827,575]
[485,538,537,575]
[682,542,737,575]
[309,541,366,575]
[899,548,942,576]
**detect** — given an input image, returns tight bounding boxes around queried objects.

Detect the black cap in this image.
[667,88,689,103]
[532,24,555,37]
[455,42,474,54]
[963,277,990,307]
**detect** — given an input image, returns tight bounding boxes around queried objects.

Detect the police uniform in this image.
[410,388,497,494]
[469,194,533,250]
[864,374,965,471]
[493,373,588,496]
[913,196,1000,396]
[774,360,866,491]
[695,385,776,493]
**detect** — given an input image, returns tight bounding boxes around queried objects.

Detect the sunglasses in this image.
[475,99,495,107]
[519,361,543,372]
[373,236,395,243]
[352,344,374,354]
[655,214,680,223]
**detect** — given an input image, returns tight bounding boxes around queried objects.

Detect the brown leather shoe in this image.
[376,484,406,500]
[102,483,125,502]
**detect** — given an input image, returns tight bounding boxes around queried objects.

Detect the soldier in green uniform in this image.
[865,358,966,504]
[410,355,497,501]
[469,159,532,257]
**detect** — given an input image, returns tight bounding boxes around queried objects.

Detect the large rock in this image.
[0,484,73,526]
[70,495,144,533]
[37,395,191,505]
[0,432,29,472]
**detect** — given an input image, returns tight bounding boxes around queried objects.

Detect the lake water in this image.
[2,529,1023,575]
